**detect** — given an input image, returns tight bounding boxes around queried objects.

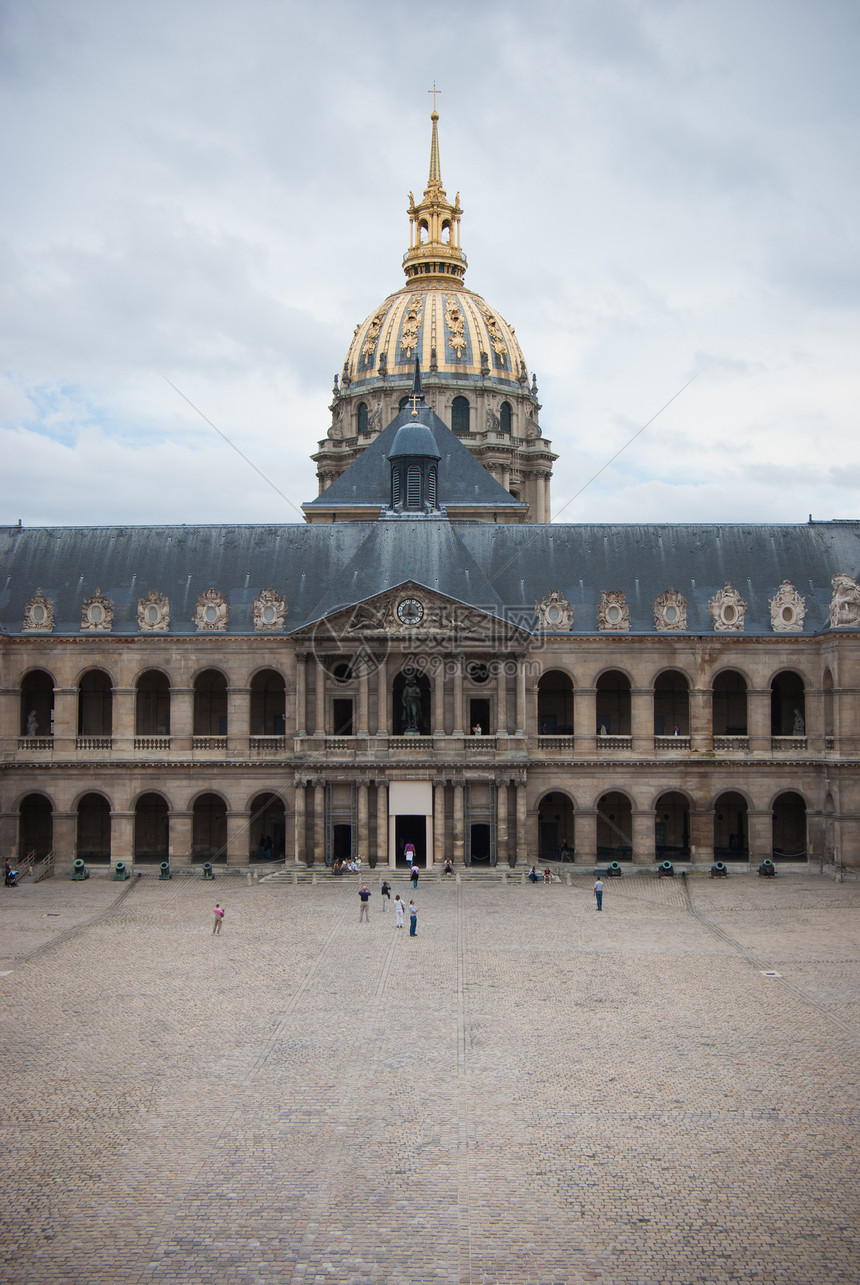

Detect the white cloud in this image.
[1,0,858,527]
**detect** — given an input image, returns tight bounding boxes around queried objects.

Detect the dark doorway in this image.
[395,814,426,865]
[333,823,353,861]
[469,698,491,736]
[470,822,491,863]
[333,699,354,736]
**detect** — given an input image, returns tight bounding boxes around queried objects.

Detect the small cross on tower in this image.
[408,394,422,417]
[428,81,441,113]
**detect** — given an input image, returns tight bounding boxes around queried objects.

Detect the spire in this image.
[428,110,441,186]
[403,102,468,284]
[411,357,424,405]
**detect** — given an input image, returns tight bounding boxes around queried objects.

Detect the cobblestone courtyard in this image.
[1,869,857,1285]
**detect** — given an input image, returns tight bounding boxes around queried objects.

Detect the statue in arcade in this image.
[401,675,423,733]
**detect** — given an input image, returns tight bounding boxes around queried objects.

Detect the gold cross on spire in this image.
[428,81,441,113]
[408,394,422,417]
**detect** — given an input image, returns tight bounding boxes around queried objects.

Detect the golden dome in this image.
[343,282,529,392]
[340,109,530,394]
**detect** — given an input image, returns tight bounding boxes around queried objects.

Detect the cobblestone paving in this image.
[0,870,858,1284]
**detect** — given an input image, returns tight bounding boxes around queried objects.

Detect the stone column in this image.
[294,652,307,737]
[53,810,76,865]
[574,687,597,756]
[0,684,18,757]
[168,811,192,866]
[515,781,528,865]
[52,686,77,754]
[110,810,135,865]
[314,661,326,738]
[434,779,446,864]
[689,687,712,753]
[575,807,597,865]
[227,686,250,756]
[496,778,509,866]
[690,807,713,866]
[433,663,445,734]
[747,688,771,755]
[227,809,251,867]
[804,683,823,752]
[172,686,194,753]
[525,676,539,743]
[496,664,508,736]
[313,782,326,865]
[376,653,388,737]
[376,781,391,868]
[0,810,17,859]
[748,808,772,863]
[515,657,527,736]
[631,688,652,753]
[632,808,654,866]
[294,781,306,864]
[357,667,369,736]
[452,656,464,736]
[357,780,369,860]
[453,781,465,863]
[112,687,135,755]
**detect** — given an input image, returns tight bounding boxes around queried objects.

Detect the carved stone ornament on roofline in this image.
[81,589,113,632]
[769,581,806,633]
[829,573,860,628]
[138,590,170,632]
[253,589,287,633]
[22,588,54,633]
[709,583,746,632]
[598,590,629,632]
[534,589,574,633]
[654,588,687,632]
[193,588,228,632]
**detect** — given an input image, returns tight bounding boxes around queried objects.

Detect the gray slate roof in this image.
[305,404,526,511]
[2,519,858,637]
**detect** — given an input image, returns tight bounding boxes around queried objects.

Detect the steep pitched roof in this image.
[304,403,526,513]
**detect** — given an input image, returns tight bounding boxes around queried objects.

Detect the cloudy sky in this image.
[2,0,858,528]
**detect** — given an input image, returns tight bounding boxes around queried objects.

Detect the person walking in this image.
[408,899,418,936]
[593,877,604,911]
[394,894,405,929]
[380,879,392,910]
[411,863,420,889]
[358,884,371,921]
[212,903,225,934]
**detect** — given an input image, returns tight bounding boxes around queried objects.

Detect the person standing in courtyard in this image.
[411,863,419,889]
[212,903,225,934]
[381,878,391,910]
[409,899,418,936]
[593,877,604,911]
[394,894,405,928]
[358,884,371,921]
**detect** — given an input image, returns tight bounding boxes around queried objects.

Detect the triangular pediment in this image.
[289,581,535,649]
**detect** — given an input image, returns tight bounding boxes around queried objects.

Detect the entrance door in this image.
[395,815,426,866]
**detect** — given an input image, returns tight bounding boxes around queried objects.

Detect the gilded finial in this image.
[402,100,468,283]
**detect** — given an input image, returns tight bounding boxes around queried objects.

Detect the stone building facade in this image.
[2,114,859,875]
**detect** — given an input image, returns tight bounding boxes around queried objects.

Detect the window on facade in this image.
[357,402,368,433]
[500,401,512,433]
[451,396,470,435]
[392,467,401,506]
[427,466,437,508]
[406,465,421,508]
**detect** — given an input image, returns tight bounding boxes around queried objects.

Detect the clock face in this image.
[397,598,424,625]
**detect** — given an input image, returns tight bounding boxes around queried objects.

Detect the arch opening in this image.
[713,791,749,860]
[135,793,169,862]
